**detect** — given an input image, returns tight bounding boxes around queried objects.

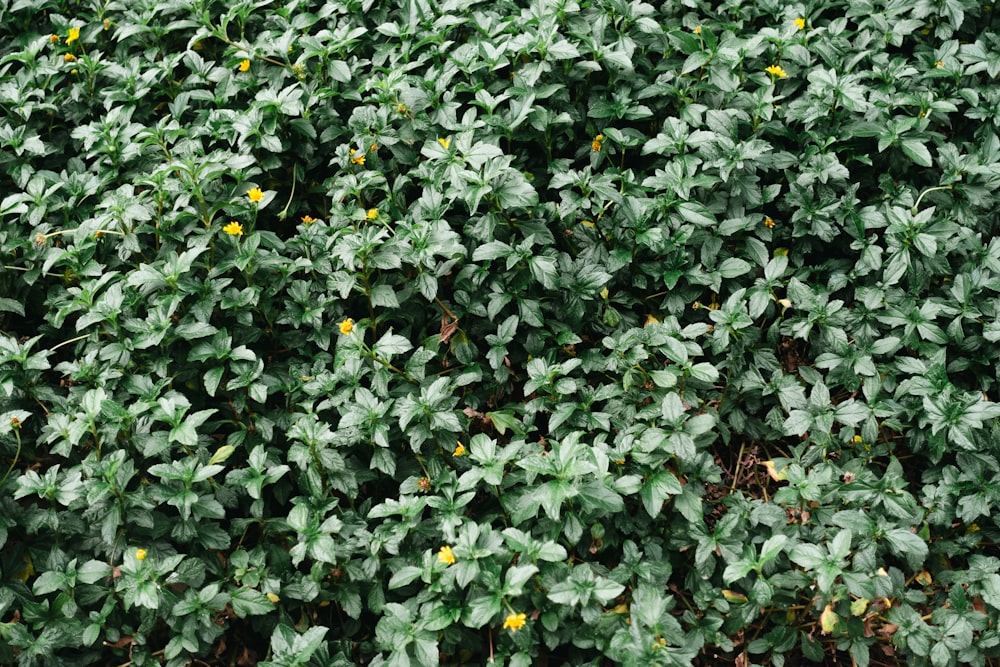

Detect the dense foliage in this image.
[2,0,1000,665]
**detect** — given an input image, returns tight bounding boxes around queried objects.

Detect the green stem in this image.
[277,164,298,221]
[911,184,952,214]
[1,424,22,488]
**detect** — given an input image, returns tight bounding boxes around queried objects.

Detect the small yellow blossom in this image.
[852,435,863,444]
[351,153,366,165]
[50,34,60,44]
[591,134,604,152]
[794,17,806,30]
[438,137,451,150]
[503,612,527,632]
[339,318,354,335]
[247,188,264,203]
[764,217,775,228]
[644,314,660,326]
[266,592,280,603]
[370,143,379,152]
[64,53,76,62]
[453,441,466,456]
[239,59,251,72]
[766,65,788,78]
[366,208,378,220]
[66,27,80,45]
[223,221,244,236]
[301,214,317,224]
[397,103,408,114]
[136,549,147,561]
[934,60,944,68]
[694,25,702,34]
[438,545,456,565]
[104,19,111,31]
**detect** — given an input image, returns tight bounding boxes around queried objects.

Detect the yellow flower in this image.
[438,545,456,565]
[694,25,702,34]
[223,221,244,236]
[66,27,80,45]
[852,435,863,444]
[438,137,451,150]
[239,59,251,72]
[104,18,111,31]
[934,60,944,68]
[502,612,527,632]
[339,318,354,335]
[64,53,76,62]
[136,549,147,561]
[50,34,60,44]
[644,314,659,326]
[766,65,788,78]
[591,134,604,152]
[351,154,366,165]
[794,17,806,30]
[453,441,466,456]
[764,217,775,228]
[366,208,378,220]
[247,188,264,203]
[266,592,280,603]
[301,214,317,224]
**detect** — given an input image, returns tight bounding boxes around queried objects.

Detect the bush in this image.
[2,0,1000,665]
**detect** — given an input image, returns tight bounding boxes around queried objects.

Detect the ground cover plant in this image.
[2,0,1000,665]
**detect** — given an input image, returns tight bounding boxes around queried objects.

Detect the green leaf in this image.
[676,201,716,226]
[640,470,683,517]
[374,330,413,357]
[389,566,424,590]
[77,560,112,585]
[230,587,275,617]
[789,543,825,570]
[882,528,928,570]
[901,139,933,167]
[462,595,501,627]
